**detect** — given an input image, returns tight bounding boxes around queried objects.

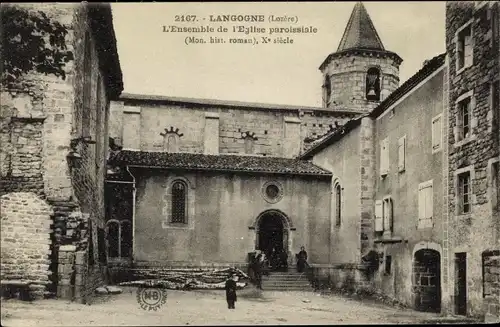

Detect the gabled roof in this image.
[302,52,447,159]
[109,150,332,177]
[337,2,385,52]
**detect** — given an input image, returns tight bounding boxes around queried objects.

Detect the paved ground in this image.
[0,286,479,326]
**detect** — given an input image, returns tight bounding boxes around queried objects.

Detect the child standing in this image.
[225,273,238,309]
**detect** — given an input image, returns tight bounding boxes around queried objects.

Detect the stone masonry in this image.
[445,1,500,319]
[0,192,53,297]
[0,3,122,302]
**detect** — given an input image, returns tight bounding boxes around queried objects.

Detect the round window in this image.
[265,184,280,199]
[261,181,283,204]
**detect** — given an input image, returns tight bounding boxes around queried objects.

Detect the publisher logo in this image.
[136,287,167,311]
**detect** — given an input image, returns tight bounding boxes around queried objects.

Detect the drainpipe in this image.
[126,166,136,262]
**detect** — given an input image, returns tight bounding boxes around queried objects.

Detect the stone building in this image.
[0,3,123,303]
[302,54,447,308]
[444,0,499,320]
[104,2,400,274]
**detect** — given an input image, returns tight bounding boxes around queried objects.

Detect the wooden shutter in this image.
[383,199,392,231]
[432,115,442,151]
[398,136,406,172]
[375,200,383,231]
[425,184,433,220]
[418,184,425,220]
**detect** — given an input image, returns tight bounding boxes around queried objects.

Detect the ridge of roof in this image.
[118,93,364,115]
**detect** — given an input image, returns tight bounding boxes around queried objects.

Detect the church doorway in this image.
[255,210,291,271]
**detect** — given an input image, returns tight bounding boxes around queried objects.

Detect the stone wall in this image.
[321,54,401,113]
[0,118,45,196]
[0,193,53,292]
[483,251,500,322]
[446,1,500,318]
[0,3,115,302]
[109,100,358,158]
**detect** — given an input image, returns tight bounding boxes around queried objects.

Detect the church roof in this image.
[337,2,385,51]
[109,150,332,177]
[118,93,364,116]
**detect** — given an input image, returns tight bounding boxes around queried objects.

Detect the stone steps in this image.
[261,271,313,291]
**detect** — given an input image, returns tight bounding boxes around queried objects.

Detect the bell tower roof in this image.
[337,2,385,51]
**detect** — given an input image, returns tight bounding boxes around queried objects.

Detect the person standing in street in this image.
[225,273,238,309]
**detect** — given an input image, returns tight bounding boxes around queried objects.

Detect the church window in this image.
[171,180,187,223]
[161,127,183,153]
[366,67,381,101]
[334,183,342,226]
[261,181,284,204]
[455,20,473,72]
[266,184,280,199]
[418,180,434,229]
[166,134,179,152]
[244,137,254,154]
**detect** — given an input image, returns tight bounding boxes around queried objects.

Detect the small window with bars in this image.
[171,180,187,223]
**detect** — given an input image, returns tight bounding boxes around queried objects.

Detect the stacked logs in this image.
[118,267,249,290]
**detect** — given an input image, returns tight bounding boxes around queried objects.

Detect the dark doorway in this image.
[455,252,467,316]
[413,249,441,313]
[257,211,289,272]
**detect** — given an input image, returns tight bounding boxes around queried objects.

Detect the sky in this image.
[111,2,446,108]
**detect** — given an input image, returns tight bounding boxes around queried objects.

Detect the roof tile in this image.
[109,150,332,177]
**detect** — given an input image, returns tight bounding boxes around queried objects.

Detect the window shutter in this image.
[418,185,425,220]
[375,200,383,232]
[398,136,406,172]
[432,116,442,150]
[425,184,434,220]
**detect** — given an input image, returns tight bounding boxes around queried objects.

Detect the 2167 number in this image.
[175,15,197,22]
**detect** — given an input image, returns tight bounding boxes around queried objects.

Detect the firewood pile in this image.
[118,267,249,290]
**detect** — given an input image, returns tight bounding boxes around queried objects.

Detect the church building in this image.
[105,1,499,321]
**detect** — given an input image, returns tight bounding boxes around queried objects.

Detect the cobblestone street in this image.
[0,287,478,326]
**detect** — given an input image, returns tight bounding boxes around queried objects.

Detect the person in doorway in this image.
[225,273,238,309]
[296,246,308,273]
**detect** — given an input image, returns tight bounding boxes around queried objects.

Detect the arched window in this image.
[335,183,342,226]
[171,180,187,223]
[165,134,179,152]
[323,75,332,107]
[244,137,255,154]
[366,67,381,101]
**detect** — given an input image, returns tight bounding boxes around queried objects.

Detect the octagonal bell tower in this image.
[320,2,403,112]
